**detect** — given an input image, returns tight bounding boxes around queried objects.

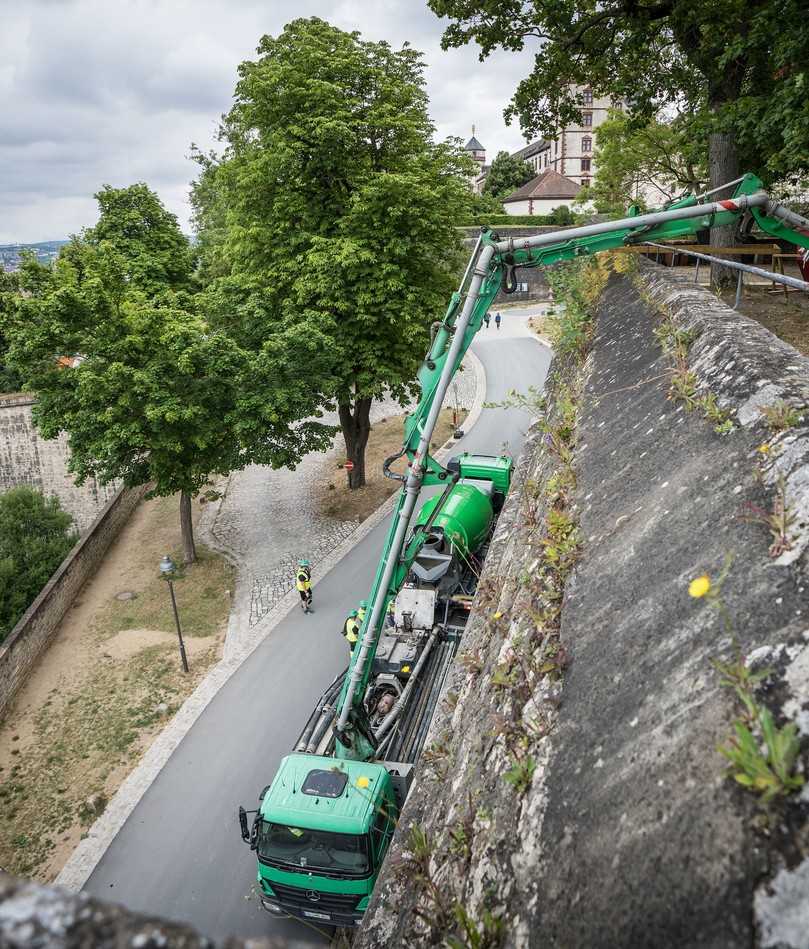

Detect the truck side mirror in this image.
[238,806,250,844]
[258,784,271,805]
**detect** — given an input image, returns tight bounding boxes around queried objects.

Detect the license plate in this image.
[303,910,331,921]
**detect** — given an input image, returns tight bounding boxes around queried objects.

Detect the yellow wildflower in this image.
[493,611,503,620]
[689,574,711,598]
[757,443,770,454]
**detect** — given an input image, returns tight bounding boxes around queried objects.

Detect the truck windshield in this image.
[257,820,370,876]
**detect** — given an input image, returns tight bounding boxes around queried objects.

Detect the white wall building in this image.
[501,169,581,216]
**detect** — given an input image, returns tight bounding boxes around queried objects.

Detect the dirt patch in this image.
[718,285,809,355]
[102,628,216,661]
[317,408,466,523]
[0,493,234,882]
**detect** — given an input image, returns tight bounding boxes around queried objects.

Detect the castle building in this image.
[526,87,622,188]
[474,87,623,199]
[463,127,489,192]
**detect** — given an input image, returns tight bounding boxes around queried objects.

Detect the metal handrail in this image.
[643,241,809,309]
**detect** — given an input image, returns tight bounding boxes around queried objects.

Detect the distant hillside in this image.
[0,240,68,271]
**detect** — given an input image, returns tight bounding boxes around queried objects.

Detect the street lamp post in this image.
[159,555,189,673]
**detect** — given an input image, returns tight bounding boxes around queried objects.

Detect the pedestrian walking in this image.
[495,312,501,330]
[342,610,360,652]
[295,559,313,613]
[483,312,490,329]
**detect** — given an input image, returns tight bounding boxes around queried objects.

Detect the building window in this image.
[582,112,592,127]
[582,88,593,106]
[580,158,591,172]
[554,140,558,154]
[582,136,592,152]
[580,177,590,187]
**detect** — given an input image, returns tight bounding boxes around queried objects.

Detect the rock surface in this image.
[358,260,809,948]
[0,872,302,948]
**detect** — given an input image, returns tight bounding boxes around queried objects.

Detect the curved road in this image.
[85,309,551,945]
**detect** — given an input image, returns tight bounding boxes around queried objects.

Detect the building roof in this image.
[464,135,485,151]
[503,168,582,203]
[512,139,548,161]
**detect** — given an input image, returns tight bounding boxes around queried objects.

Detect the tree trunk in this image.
[707,85,742,291]
[180,490,196,565]
[338,396,372,490]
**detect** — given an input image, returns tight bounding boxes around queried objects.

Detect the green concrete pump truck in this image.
[238,175,809,929]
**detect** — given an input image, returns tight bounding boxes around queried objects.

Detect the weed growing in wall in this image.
[688,565,805,806]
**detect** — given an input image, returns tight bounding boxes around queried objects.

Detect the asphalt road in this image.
[84,308,551,945]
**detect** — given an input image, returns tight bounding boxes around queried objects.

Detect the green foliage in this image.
[0,270,24,392]
[85,183,195,299]
[482,149,534,199]
[0,487,76,641]
[579,110,708,215]
[544,257,607,359]
[447,902,505,949]
[459,214,561,227]
[428,0,809,187]
[760,401,804,432]
[191,18,474,482]
[5,230,335,525]
[713,655,804,805]
[503,754,536,794]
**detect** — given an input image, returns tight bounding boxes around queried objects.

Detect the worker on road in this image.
[357,600,367,624]
[483,312,490,329]
[296,559,313,613]
[495,311,502,330]
[342,610,360,652]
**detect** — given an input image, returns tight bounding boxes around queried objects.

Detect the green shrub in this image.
[0,487,76,641]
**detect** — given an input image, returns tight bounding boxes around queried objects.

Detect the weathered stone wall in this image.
[0,484,148,722]
[0,872,302,948]
[359,259,809,947]
[0,394,119,533]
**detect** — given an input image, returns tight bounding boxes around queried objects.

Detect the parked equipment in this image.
[239,174,809,928]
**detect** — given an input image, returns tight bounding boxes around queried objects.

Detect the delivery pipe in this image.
[336,243,495,735]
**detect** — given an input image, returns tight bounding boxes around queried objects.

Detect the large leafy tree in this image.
[581,110,708,214]
[192,18,473,487]
[0,487,76,642]
[5,240,335,564]
[428,0,809,284]
[86,183,196,299]
[482,150,535,200]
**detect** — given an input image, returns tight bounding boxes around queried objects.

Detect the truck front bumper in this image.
[260,895,364,928]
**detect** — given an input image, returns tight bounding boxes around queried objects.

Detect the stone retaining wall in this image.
[0,484,149,721]
[0,394,118,533]
[359,259,809,947]
[459,226,557,304]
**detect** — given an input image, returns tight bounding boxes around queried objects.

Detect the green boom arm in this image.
[332,174,809,760]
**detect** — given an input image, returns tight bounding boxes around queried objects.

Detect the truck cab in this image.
[242,754,398,928]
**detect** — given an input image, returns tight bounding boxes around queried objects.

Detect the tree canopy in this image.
[86,183,196,299]
[0,487,76,642]
[580,111,708,215]
[482,150,535,200]
[5,199,335,562]
[428,0,809,192]
[192,18,474,486]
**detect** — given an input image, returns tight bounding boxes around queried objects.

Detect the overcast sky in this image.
[0,0,538,243]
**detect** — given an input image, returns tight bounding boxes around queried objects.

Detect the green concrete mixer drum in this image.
[415,482,493,559]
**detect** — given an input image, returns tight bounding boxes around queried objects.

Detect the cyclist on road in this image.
[296,559,313,613]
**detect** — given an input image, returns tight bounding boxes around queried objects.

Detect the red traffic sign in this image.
[344,461,355,471]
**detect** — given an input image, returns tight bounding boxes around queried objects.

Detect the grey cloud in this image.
[1,0,534,243]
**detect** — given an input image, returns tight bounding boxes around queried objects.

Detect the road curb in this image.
[56,352,487,893]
